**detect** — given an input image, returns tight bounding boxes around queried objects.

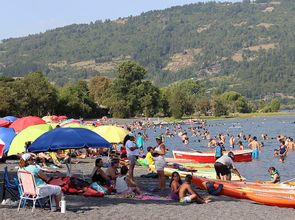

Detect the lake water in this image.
[139,116,295,182]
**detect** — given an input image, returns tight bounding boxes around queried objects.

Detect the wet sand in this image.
[1,159,295,220]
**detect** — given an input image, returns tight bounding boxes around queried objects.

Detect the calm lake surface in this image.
[140,116,295,181]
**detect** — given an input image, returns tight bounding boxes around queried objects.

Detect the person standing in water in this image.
[229,135,235,149]
[248,136,261,159]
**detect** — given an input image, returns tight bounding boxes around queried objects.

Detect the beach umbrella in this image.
[7,124,52,156]
[0,119,11,127]
[28,128,111,153]
[0,127,16,153]
[9,116,46,133]
[2,116,18,122]
[62,123,92,130]
[92,125,129,143]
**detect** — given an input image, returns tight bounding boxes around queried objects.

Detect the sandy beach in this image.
[1,159,295,220]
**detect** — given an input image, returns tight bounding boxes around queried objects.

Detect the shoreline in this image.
[163,112,295,123]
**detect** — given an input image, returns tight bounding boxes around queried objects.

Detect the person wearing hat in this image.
[125,133,139,181]
[214,152,243,181]
[153,135,167,191]
[19,153,62,210]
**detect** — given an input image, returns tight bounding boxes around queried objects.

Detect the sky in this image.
[0,0,241,40]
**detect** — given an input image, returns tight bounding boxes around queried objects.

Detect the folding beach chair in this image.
[1,166,19,201]
[17,170,52,212]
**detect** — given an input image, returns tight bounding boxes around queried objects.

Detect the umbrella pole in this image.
[66,156,72,176]
[107,148,110,162]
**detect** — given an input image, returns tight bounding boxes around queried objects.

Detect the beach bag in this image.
[90,182,108,194]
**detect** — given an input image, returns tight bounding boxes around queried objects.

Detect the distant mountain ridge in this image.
[0,0,294,101]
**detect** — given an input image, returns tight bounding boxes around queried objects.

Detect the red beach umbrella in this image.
[0,119,11,127]
[9,116,46,133]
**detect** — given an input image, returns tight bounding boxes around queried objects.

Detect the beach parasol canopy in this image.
[9,116,46,133]
[62,123,92,130]
[0,119,11,127]
[2,116,18,122]
[7,124,52,156]
[28,128,111,153]
[92,125,129,143]
[0,127,16,153]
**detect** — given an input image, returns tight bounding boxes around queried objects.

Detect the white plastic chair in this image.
[17,170,52,212]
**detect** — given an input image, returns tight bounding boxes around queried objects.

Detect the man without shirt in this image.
[178,175,210,204]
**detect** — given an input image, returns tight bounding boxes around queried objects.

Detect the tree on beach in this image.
[89,76,112,105]
[102,61,160,118]
[166,79,205,118]
[13,72,58,116]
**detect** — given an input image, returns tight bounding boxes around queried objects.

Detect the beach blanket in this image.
[135,195,171,201]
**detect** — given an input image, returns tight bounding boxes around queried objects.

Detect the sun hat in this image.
[155,135,162,140]
[21,153,32,161]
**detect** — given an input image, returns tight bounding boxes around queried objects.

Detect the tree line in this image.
[0,61,280,119]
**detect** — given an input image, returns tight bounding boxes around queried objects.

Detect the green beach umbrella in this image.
[8,124,52,156]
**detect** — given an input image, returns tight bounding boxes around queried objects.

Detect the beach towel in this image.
[134,195,171,201]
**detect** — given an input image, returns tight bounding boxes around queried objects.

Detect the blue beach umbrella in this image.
[0,128,16,153]
[2,116,18,122]
[28,128,111,152]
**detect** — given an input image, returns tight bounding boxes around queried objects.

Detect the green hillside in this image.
[0,0,295,101]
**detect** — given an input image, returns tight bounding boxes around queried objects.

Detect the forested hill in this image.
[0,0,295,100]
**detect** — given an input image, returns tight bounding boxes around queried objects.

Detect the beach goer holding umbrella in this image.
[125,134,139,181]
[153,135,167,191]
[214,152,243,181]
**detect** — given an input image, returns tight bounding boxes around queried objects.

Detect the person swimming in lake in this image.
[169,172,182,201]
[178,175,210,204]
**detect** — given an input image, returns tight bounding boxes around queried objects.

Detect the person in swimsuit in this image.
[91,158,111,186]
[279,140,288,163]
[169,172,182,200]
[178,175,210,204]
[106,159,119,181]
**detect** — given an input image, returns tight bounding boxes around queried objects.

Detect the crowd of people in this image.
[11,118,295,210]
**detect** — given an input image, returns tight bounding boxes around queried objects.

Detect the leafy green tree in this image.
[13,72,58,116]
[103,61,159,118]
[221,91,250,113]
[89,76,112,105]
[211,97,228,117]
[166,79,205,118]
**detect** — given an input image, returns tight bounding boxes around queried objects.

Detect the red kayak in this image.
[172,149,252,163]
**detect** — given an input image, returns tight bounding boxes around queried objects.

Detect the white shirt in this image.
[216,155,235,169]
[115,175,128,193]
[126,140,139,156]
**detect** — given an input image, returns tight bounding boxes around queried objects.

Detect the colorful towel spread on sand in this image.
[135,195,171,201]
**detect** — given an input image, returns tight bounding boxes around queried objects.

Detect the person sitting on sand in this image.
[265,167,280,184]
[214,152,243,181]
[19,153,62,210]
[115,166,141,197]
[178,174,210,204]
[170,172,182,201]
[106,159,120,181]
[91,158,111,187]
